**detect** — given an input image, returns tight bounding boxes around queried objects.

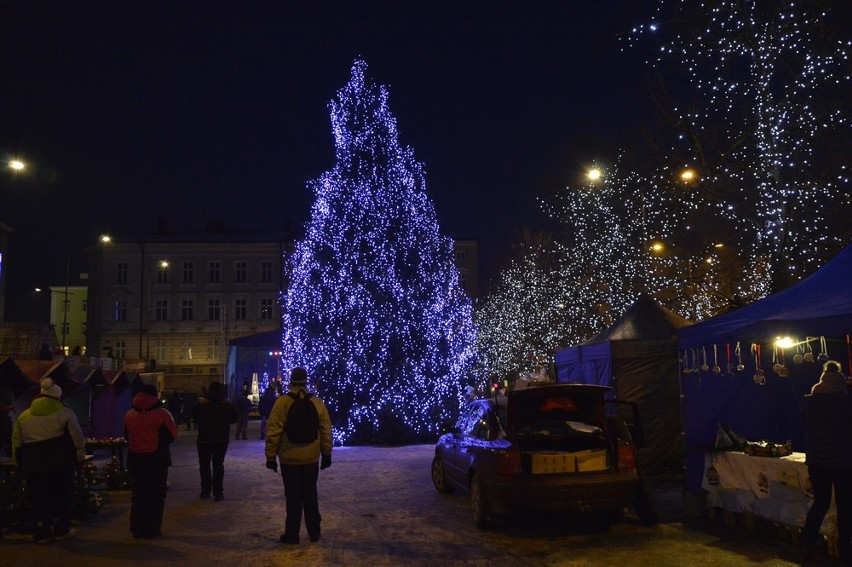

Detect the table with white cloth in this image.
[702,451,836,538]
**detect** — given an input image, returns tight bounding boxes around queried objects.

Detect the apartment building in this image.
[85,226,290,388]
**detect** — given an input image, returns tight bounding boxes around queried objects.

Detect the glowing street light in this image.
[100,234,112,243]
[8,159,25,172]
[650,241,665,253]
[679,168,697,183]
[586,167,603,182]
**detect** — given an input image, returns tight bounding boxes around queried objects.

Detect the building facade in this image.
[85,232,290,390]
[48,284,88,356]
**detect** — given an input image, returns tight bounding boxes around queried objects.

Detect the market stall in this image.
[677,242,852,504]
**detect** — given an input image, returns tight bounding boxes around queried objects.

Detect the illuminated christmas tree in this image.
[629,1,852,293]
[282,60,477,444]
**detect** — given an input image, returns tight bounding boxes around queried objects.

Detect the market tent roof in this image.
[554,295,692,474]
[15,359,74,390]
[678,242,852,348]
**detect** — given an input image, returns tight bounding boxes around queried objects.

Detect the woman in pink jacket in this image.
[123,385,177,539]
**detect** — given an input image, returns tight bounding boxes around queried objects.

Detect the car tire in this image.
[470,473,489,530]
[431,454,454,494]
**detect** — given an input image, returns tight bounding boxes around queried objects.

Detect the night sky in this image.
[1,1,656,319]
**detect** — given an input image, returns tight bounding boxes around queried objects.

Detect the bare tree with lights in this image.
[630,0,852,293]
[281,60,477,444]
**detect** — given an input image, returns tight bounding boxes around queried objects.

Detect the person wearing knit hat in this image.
[264,367,333,544]
[123,383,178,539]
[12,377,85,542]
[192,381,238,502]
[40,378,62,399]
[801,360,852,562]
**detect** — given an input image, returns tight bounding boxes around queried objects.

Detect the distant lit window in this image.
[155,340,166,363]
[182,261,194,284]
[208,299,221,321]
[207,339,220,361]
[235,299,247,320]
[181,299,194,321]
[156,300,168,321]
[209,261,220,283]
[114,299,127,322]
[115,340,126,360]
[235,261,248,283]
[261,261,273,283]
[260,298,273,320]
[117,262,128,284]
[181,341,193,360]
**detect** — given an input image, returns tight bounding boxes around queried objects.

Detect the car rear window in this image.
[508,389,606,433]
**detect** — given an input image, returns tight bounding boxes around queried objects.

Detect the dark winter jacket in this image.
[12,394,86,472]
[234,395,252,420]
[803,393,852,469]
[259,389,276,418]
[193,389,238,443]
[124,391,178,470]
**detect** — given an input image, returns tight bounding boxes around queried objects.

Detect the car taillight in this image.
[617,439,636,470]
[497,448,522,476]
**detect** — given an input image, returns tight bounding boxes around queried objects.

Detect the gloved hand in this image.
[266,459,278,473]
[320,454,332,470]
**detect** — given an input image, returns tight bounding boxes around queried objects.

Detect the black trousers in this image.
[281,462,321,541]
[197,441,228,497]
[803,465,852,562]
[129,466,168,538]
[27,470,74,538]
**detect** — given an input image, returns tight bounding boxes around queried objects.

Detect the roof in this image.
[678,242,852,347]
[584,294,693,344]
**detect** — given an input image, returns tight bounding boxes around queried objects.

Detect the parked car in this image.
[431,383,658,528]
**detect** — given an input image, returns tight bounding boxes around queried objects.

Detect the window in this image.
[182,261,194,284]
[155,340,166,363]
[459,272,468,291]
[181,341,193,360]
[155,300,168,321]
[82,299,88,312]
[61,298,70,312]
[117,262,128,284]
[181,299,194,321]
[234,298,247,320]
[156,265,169,283]
[260,298,274,320]
[208,299,221,321]
[115,340,126,360]
[454,250,466,261]
[82,322,87,333]
[61,322,70,337]
[114,299,127,322]
[207,338,220,361]
[261,261,273,283]
[209,261,220,283]
[235,261,248,283]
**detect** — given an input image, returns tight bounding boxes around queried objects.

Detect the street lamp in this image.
[8,159,25,172]
[586,167,603,182]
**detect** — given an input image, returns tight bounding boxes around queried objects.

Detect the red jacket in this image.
[124,391,177,468]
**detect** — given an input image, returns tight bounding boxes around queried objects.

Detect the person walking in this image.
[264,367,332,544]
[12,378,86,542]
[801,360,852,564]
[193,381,238,501]
[123,384,178,539]
[258,386,277,440]
[234,391,251,440]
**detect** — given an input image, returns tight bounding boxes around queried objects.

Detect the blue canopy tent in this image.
[677,242,852,490]
[555,295,693,474]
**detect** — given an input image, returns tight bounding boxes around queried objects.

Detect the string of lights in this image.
[281,60,477,445]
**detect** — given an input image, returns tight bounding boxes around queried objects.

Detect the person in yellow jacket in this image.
[264,367,332,544]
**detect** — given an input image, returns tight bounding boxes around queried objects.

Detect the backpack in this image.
[285,391,319,444]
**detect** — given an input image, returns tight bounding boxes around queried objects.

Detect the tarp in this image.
[676,242,852,490]
[555,295,692,474]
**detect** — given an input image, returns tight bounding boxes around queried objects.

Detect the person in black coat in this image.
[258,386,277,440]
[192,382,238,501]
[801,361,852,564]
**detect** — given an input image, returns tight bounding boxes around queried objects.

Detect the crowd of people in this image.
[7,370,332,546]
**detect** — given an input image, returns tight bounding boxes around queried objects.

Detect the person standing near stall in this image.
[123,384,178,539]
[801,360,852,564]
[13,378,86,542]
